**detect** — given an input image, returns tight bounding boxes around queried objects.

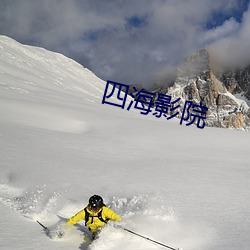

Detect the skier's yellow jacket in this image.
[67,206,121,233]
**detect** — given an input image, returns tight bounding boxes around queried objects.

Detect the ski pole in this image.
[122,227,180,250]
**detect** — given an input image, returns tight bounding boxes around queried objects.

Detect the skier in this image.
[66,194,121,239]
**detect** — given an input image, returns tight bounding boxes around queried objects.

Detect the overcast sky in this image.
[0,0,249,87]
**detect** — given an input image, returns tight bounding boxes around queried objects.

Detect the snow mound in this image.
[0,99,90,133]
[0,35,105,100]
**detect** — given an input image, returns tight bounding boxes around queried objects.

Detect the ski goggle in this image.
[90,204,101,211]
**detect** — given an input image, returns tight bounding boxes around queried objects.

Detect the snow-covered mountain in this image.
[0,36,250,250]
[151,49,250,130]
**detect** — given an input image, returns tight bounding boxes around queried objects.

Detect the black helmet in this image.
[89,195,104,210]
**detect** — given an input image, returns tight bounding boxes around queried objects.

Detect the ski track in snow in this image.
[0,179,212,250]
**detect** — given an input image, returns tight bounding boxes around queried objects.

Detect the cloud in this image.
[200,18,240,45]
[0,0,249,87]
[209,4,250,69]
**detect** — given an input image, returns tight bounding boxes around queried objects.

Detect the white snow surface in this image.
[0,36,250,250]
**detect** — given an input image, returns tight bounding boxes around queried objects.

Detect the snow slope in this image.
[0,36,250,250]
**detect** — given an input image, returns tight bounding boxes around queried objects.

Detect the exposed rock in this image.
[217,66,250,100]
[151,49,250,130]
[127,83,144,95]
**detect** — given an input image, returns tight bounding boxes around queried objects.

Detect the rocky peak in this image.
[154,49,250,130]
[177,48,210,78]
